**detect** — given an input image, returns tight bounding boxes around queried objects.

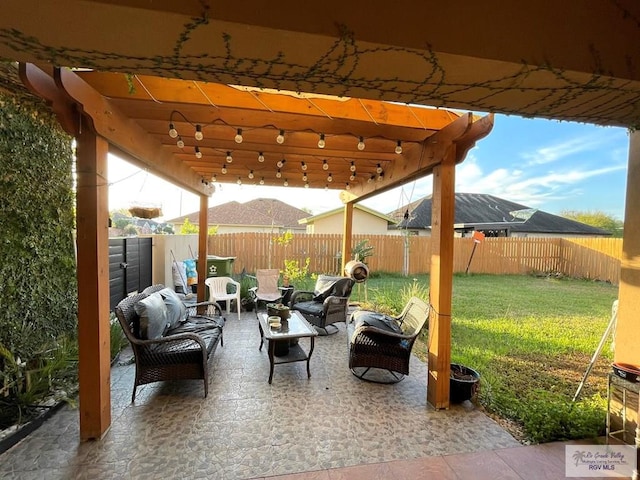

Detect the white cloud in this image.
[521,130,619,166]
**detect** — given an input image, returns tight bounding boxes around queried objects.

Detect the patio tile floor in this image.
[0,311,602,479]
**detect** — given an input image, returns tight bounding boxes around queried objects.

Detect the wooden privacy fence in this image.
[207,233,623,284]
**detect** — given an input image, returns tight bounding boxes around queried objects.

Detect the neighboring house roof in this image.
[299,204,397,225]
[166,198,309,229]
[389,193,611,236]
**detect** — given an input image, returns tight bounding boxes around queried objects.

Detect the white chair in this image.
[205,276,241,318]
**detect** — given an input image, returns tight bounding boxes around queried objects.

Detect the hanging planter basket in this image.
[128,205,162,219]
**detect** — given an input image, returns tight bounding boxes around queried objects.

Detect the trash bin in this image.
[205,255,236,278]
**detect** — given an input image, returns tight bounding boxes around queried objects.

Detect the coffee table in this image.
[258,311,318,384]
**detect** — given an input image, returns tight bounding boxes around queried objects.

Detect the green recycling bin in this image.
[205,255,236,278]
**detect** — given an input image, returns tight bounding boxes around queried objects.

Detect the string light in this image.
[327,173,333,182]
[195,146,202,159]
[277,158,286,168]
[276,169,282,178]
[248,170,254,179]
[318,133,325,148]
[195,125,203,141]
[349,172,356,181]
[322,159,329,171]
[325,184,329,190]
[176,136,185,149]
[377,172,385,182]
[345,183,350,190]
[221,165,227,174]
[350,161,356,172]
[226,151,233,163]
[234,128,243,143]
[260,177,265,185]
[302,173,308,182]
[283,179,289,186]
[168,123,178,138]
[301,162,307,171]
[211,174,217,182]
[357,136,365,151]
[258,152,265,162]
[376,163,383,174]
[395,140,403,154]
[304,182,309,188]
[237,177,242,185]
[368,175,375,183]
[276,129,285,144]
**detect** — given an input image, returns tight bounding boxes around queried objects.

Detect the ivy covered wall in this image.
[0,89,77,359]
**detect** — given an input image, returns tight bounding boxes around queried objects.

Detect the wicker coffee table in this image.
[258,311,318,384]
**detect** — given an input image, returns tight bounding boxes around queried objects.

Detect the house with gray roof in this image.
[167,198,309,234]
[389,193,611,238]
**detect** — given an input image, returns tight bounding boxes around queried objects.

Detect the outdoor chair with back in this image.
[205,276,241,319]
[248,269,283,316]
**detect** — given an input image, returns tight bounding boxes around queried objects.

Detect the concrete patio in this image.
[0,310,592,479]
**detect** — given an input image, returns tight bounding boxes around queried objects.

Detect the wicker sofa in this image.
[114,284,225,401]
[347,296,429,383]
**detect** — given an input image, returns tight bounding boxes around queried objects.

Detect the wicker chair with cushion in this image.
[347,296,429,383]
[290,275,355,335]
[115,284,225,401]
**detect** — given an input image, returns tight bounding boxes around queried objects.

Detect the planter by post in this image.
[450,363,480,403]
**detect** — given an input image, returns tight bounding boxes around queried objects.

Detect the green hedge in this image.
[0,90,77,366]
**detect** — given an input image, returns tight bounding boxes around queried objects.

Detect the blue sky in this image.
[108,114,629,221]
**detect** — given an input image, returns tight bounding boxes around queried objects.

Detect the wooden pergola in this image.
[2,0,640,441]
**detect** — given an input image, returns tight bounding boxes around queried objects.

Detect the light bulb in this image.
[221,165,227,174]
[195,146,202,159]
[368,175,375,183]
[349,173,356,181]
[325,184,329,190]
[327,173,333,182]
[376,163,383,174]
[345,183,350,190]
[258,152,265,162]
[176,136,185,149]
[276,129,285,144]
[302,173,308,182]
[168,123,178,138]
[248,170,254,179]
[357,136,365,151]
[211,174,217,182]
[195,124,203,141]
[305,182,309,189]
[237,177,242,185]
[318,133,325,148]
[301,162,307,171]
[283,179,289,187]
[395,140,403,154]
[226,151,233,163]
[259,177,265,185]
[277,158,286,168]
[276,169,282,178]
[322,159,329,171]
[378,173,384,182]
[234,128,243,143]
[350,161,356,172]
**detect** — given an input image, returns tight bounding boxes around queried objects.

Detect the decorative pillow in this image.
[134,292,169,339]
[313,275,341,302]
[352,311,402,334]
[158,287,186,329]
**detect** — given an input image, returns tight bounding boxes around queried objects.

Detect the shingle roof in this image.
[389,193,611,236]
[166,198,308,229]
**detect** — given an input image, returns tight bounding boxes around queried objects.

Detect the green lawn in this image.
[349,272,618,443]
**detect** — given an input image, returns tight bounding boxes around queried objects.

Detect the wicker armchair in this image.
[347,296,429,383]
[290,275,355,335]
[115,285,224,401]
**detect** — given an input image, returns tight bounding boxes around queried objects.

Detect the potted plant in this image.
[450,363,480,403]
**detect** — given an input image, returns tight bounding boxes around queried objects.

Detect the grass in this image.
[347,272,618,444]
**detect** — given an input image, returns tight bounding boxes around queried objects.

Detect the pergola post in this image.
[427,150,456,409]
[197,195,209,302]
[341,202,354,274]
[76,128,111,440]
[615,130,640,366]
